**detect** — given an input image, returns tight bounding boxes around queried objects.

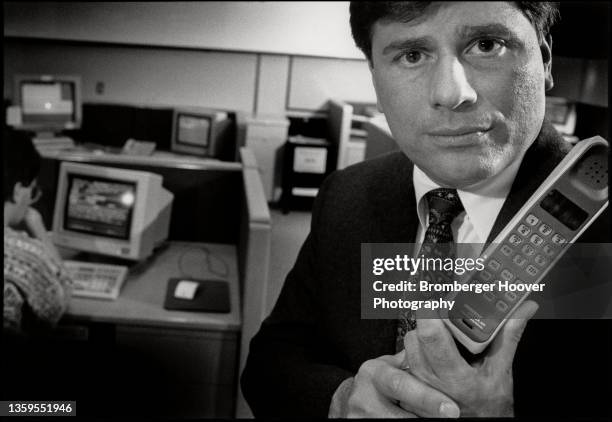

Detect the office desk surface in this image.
[63,241,241,332]
[40,147,243,170]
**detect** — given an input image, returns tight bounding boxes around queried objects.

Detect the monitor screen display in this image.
[176,114,211,147]
[20,80,77,128]
[64,174,136,240]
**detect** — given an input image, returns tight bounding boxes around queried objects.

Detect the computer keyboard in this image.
[64,260,128,300]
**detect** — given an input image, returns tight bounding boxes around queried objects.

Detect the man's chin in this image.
[423,166,494,189]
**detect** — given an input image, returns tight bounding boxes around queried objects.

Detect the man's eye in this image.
[467,38,506,56]
[398,50,424,65]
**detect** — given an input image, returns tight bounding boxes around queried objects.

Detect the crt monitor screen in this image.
[176,113,211,148]
[64,174,136,240]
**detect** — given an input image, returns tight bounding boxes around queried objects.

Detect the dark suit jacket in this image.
[242,122,611,419]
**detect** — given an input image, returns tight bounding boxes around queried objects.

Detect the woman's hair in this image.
[3,126,41,203]
[350,2,560,62]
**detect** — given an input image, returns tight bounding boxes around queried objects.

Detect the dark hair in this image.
[350,2,560,62]
[3,126,41,203]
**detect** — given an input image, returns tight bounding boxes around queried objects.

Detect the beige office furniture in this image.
[236,148,272,417]
[327,99,370,170]
[244,115,289,201]
[60,242,240,417]
[25,147,271,419]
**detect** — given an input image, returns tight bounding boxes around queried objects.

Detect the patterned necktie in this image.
[396,188,464,351]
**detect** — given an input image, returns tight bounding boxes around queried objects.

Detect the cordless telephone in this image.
[442,136,609,354]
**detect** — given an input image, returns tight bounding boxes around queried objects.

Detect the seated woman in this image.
[3,127,73,334]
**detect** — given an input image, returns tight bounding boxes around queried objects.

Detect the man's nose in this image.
[429,57,477,110]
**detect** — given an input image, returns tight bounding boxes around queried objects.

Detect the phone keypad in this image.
[469,210,571,318]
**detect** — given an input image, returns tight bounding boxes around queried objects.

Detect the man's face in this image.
[370,2,552,188]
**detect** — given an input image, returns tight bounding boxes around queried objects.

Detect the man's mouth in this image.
[426,126,492,147]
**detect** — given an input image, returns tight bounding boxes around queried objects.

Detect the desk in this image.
[55,242,241,418]
[29,147,271,418]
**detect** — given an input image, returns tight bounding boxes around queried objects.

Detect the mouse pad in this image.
[164,278,230,313]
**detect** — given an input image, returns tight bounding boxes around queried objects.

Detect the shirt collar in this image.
[413,156,523,243]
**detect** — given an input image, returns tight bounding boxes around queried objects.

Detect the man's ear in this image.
[369,60,384,113]
[541,34,554,91]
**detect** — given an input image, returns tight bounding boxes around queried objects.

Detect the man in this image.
[242,2,610,418]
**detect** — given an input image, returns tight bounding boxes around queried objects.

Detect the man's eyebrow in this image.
[381,36,434,56]
[457,23,521,43]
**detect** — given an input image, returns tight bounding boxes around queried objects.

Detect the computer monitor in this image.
[14,74,82,135]
[52,162,174,261]
[170,107,231,158]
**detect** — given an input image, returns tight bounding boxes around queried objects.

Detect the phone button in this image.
[496,301,509,312]
[542,244,556,257]
[513,254,527,268]
[505,291,518,302]
[517,224,531,236]
[534,254,547,267]
[526,214,539,226]
[501,269,515,281]
[521,244,536,256]
[509,235,523,246]
[484,291,495,302]
[552,233,566,244]
[539,224,553,236]
[530,234,544,246]
[480,270,493,281]
[501,245,513,256]
[488,260,501,271]
[526,265,538,276]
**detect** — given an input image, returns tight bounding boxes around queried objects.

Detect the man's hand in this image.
[403,301,539,417]
[329,350,460,418]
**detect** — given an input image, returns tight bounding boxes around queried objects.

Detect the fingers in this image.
[378,349,406,368]
[405,307,464,376]
[372,362,460,418]
[487,300,539,370]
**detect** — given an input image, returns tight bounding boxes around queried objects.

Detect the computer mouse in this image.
[174,280,199,300]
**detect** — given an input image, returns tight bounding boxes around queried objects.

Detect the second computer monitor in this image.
[170,107,231,158]
[52,162,174,261]
[14,74,82,133]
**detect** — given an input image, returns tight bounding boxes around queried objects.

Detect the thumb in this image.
[487,300,539,370]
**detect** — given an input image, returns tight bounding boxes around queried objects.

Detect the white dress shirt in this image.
[413,158,524,258]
